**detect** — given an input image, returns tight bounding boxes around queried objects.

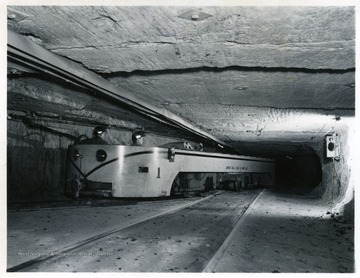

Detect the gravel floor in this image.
[7,189,354,273]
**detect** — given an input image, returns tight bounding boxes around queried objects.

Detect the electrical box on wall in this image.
[325,133,340,159]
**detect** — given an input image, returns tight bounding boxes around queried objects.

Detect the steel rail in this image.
[202,189,265,272]
[7,192,221,272]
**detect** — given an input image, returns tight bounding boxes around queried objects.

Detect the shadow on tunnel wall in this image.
[7,146,68,204]
[7,120,73,204]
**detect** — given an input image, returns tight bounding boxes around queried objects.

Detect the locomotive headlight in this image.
[96,149,107,162]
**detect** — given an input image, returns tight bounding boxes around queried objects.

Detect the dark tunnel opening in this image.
[275,153,322,195]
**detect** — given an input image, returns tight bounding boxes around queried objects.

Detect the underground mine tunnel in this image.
[6,5,355,273]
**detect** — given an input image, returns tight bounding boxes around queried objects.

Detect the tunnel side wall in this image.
[310,125,354,222]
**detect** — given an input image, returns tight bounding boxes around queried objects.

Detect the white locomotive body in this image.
[66,144,275,198]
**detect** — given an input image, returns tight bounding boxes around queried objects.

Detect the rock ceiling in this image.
[7,6,355,156]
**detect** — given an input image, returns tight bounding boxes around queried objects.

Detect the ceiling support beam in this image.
[7,29,236,153]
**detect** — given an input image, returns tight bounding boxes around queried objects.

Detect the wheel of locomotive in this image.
[170,173,182,196]
[69,177,81,199]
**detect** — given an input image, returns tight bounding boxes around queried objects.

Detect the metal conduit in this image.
[8,29,237,153]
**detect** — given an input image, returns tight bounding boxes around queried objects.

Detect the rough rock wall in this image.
[7,119,186,203]
[310,123,354,222]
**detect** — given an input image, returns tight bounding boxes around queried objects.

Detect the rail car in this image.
[65,143,275,198]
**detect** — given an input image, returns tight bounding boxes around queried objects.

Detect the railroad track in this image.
[202,189,264,272]
[8,189,263,272]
